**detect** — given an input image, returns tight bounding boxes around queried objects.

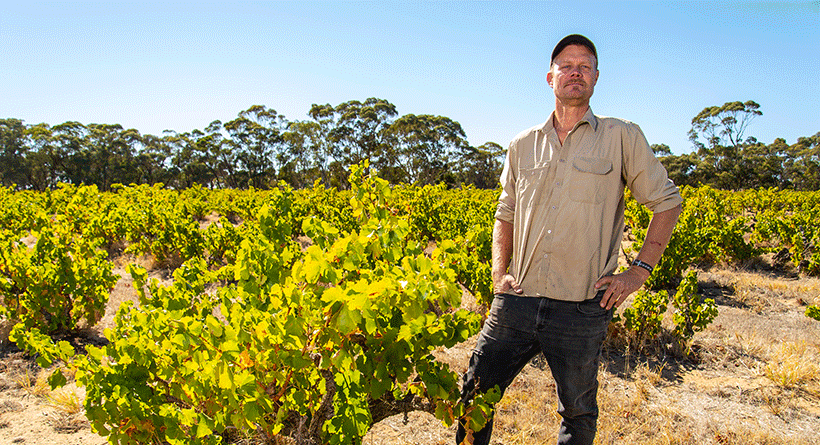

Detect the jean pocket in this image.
[487,294,538,332]
[575,298,610,318]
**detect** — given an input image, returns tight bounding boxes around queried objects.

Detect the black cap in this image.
[551,34,597,64]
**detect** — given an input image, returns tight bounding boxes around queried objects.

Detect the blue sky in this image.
[2,2,818,155]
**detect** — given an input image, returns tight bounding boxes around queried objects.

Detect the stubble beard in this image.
[557,83,593,107]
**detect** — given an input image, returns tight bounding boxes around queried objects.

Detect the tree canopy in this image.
[660,101,817,190]
[0,99,502,191]
[1,99,816,192]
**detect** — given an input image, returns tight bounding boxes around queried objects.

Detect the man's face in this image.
[547,44,599,106]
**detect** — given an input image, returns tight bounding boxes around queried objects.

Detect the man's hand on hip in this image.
[493,274,523,295]
[594,266,650,310]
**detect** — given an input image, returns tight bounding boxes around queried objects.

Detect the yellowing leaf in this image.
[238,350,254,369]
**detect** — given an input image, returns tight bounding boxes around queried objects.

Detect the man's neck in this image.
[552,102,589,134]
[552,102,589,145]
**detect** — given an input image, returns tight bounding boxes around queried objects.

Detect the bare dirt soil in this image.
[2,256,819,445]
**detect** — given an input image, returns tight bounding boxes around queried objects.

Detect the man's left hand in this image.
[594,266,650,310]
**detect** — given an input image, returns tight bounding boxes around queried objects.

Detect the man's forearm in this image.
[492,218,514,284]
[633,204,682,269]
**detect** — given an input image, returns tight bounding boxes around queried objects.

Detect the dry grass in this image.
[763,341,820,388]
[708,269,820,314]
[491,364,560,444]
[44,409,89,434]
[0,400,23,415]
[46,387,83,415]
[12,368,50,398]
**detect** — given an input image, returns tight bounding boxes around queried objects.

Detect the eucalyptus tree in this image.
[659,152,700,188]
[332,98,397,171]
[739,137,787,189]
[51,121,90,187]
[650,143,672,157]
[303,98,397,188]
[688,100,762,151]
[138,133,177,186]
[688,101,762,189]
[198,120,239,189]
[83,123,142,190]
[384,114,469,185]
[455,142,505,189]
[224,105,287,189]
[24,123,61,190]
[0,118,30,188]
[281,120,328,188]
[785,133,820,191]
[305,103,343,186]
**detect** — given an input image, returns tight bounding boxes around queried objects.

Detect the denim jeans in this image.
[456,291,612,445]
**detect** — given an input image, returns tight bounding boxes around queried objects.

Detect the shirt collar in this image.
[539,107,599,133]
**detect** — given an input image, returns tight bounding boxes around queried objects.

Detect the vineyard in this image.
[1,163,820,444]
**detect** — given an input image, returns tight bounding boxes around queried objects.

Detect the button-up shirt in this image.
[495,108,683,302]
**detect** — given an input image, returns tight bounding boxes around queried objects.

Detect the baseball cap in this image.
[551,34,597,64]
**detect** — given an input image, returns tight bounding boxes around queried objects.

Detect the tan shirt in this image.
[495,108,683,302]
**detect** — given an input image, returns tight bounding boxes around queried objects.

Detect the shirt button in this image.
[547,229,552,234]
[552,205,557,210]
[560,159,566,163]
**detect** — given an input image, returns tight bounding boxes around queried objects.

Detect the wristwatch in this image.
[631,259,654,273]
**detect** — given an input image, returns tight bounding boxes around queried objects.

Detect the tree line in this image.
[657,101,820,191]
[2,99,818,192]
[0,98,504,191]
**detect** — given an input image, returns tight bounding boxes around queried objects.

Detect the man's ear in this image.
[546,70,554,88]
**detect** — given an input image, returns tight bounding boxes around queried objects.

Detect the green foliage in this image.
[0,186,48,236]
[9,324,75,370]
[455,387,502,443]
[0,221,118,335]
[750,189,820,275]
[452,225,495,307]
[610,271,718,354]
[401,183,497,307]
[671,271,718,347]
[292,180,358,237]
[616,290,669,349]
[806,305,820,321]
[626,186,758,289]
[27,162,484,445]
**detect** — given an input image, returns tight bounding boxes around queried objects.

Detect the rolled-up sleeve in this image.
[494,141,517,223]
[622,123,683,213]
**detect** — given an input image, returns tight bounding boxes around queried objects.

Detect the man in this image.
[456,34,683,445]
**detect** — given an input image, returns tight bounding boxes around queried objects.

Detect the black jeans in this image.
[456,291,612,445]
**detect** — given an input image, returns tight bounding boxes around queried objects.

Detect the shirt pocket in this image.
[568,156,613,204]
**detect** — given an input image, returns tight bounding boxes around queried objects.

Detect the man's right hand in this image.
[493,273,523,295]
[492,219,522,295]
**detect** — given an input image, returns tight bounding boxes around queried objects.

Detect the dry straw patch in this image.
[595,364,696,445]
[710,269,820,313]
[46,386,83,415]
[491,362,560,444]
[763,341,820,388]
[43,383,90,434]
[12,367,50,398]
